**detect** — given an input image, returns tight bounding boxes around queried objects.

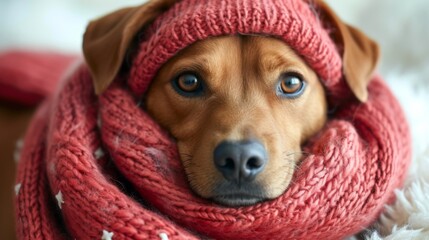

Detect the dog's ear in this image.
[312,0,380,102]
[83,0,177,94]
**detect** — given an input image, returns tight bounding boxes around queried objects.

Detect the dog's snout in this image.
[213,140,267,183]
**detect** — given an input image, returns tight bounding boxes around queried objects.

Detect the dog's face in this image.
[145,35,327,206]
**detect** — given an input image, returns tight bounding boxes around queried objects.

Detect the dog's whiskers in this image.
[179,152,194,169]
[282,150,311,159]
[181,153,193,158]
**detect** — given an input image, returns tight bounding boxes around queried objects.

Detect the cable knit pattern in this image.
[129,0,342,96]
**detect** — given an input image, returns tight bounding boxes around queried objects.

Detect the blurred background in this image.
[0,0,428,239]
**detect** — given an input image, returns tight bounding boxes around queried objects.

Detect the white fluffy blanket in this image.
[328,0,429,239]
[1,0,428,239]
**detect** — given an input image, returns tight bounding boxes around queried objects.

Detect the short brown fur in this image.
[145,35,328,200]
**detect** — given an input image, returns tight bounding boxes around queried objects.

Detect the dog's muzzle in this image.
[212,140,268,206]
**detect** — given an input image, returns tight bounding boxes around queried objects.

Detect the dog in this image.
[1,0,379,237]
[81,0,378,206]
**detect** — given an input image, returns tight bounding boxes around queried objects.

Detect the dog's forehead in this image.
[166,36,310,75]
[244,37,311,72]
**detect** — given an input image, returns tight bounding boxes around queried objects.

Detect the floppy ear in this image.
[83,0,178,94]
[312,0,380,102]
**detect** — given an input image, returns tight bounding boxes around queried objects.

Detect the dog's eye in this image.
[172,72,204,97]
[277,73,306,98]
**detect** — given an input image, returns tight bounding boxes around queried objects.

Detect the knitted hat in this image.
[129,0,343,96]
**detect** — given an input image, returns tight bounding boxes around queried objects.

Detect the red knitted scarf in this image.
[9,56,411,239]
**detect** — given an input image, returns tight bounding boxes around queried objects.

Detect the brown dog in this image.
[82,0,379,206]
[1,0,379,237]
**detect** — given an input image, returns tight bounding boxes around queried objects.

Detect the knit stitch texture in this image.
[4,60,410,239]
[0,0,412,239]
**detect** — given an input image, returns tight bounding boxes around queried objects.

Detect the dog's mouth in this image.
[211,193,267,207]
[209,181,269,207]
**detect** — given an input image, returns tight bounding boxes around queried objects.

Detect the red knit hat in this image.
[129,0,343,96]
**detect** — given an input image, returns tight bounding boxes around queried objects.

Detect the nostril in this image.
[218,157,235,170]
[246,157,264,170]
[225,158,235,169]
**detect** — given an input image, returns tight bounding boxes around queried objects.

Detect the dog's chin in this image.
[211,195,266,207]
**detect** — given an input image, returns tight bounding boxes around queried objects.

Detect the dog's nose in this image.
[213,140,267,183]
